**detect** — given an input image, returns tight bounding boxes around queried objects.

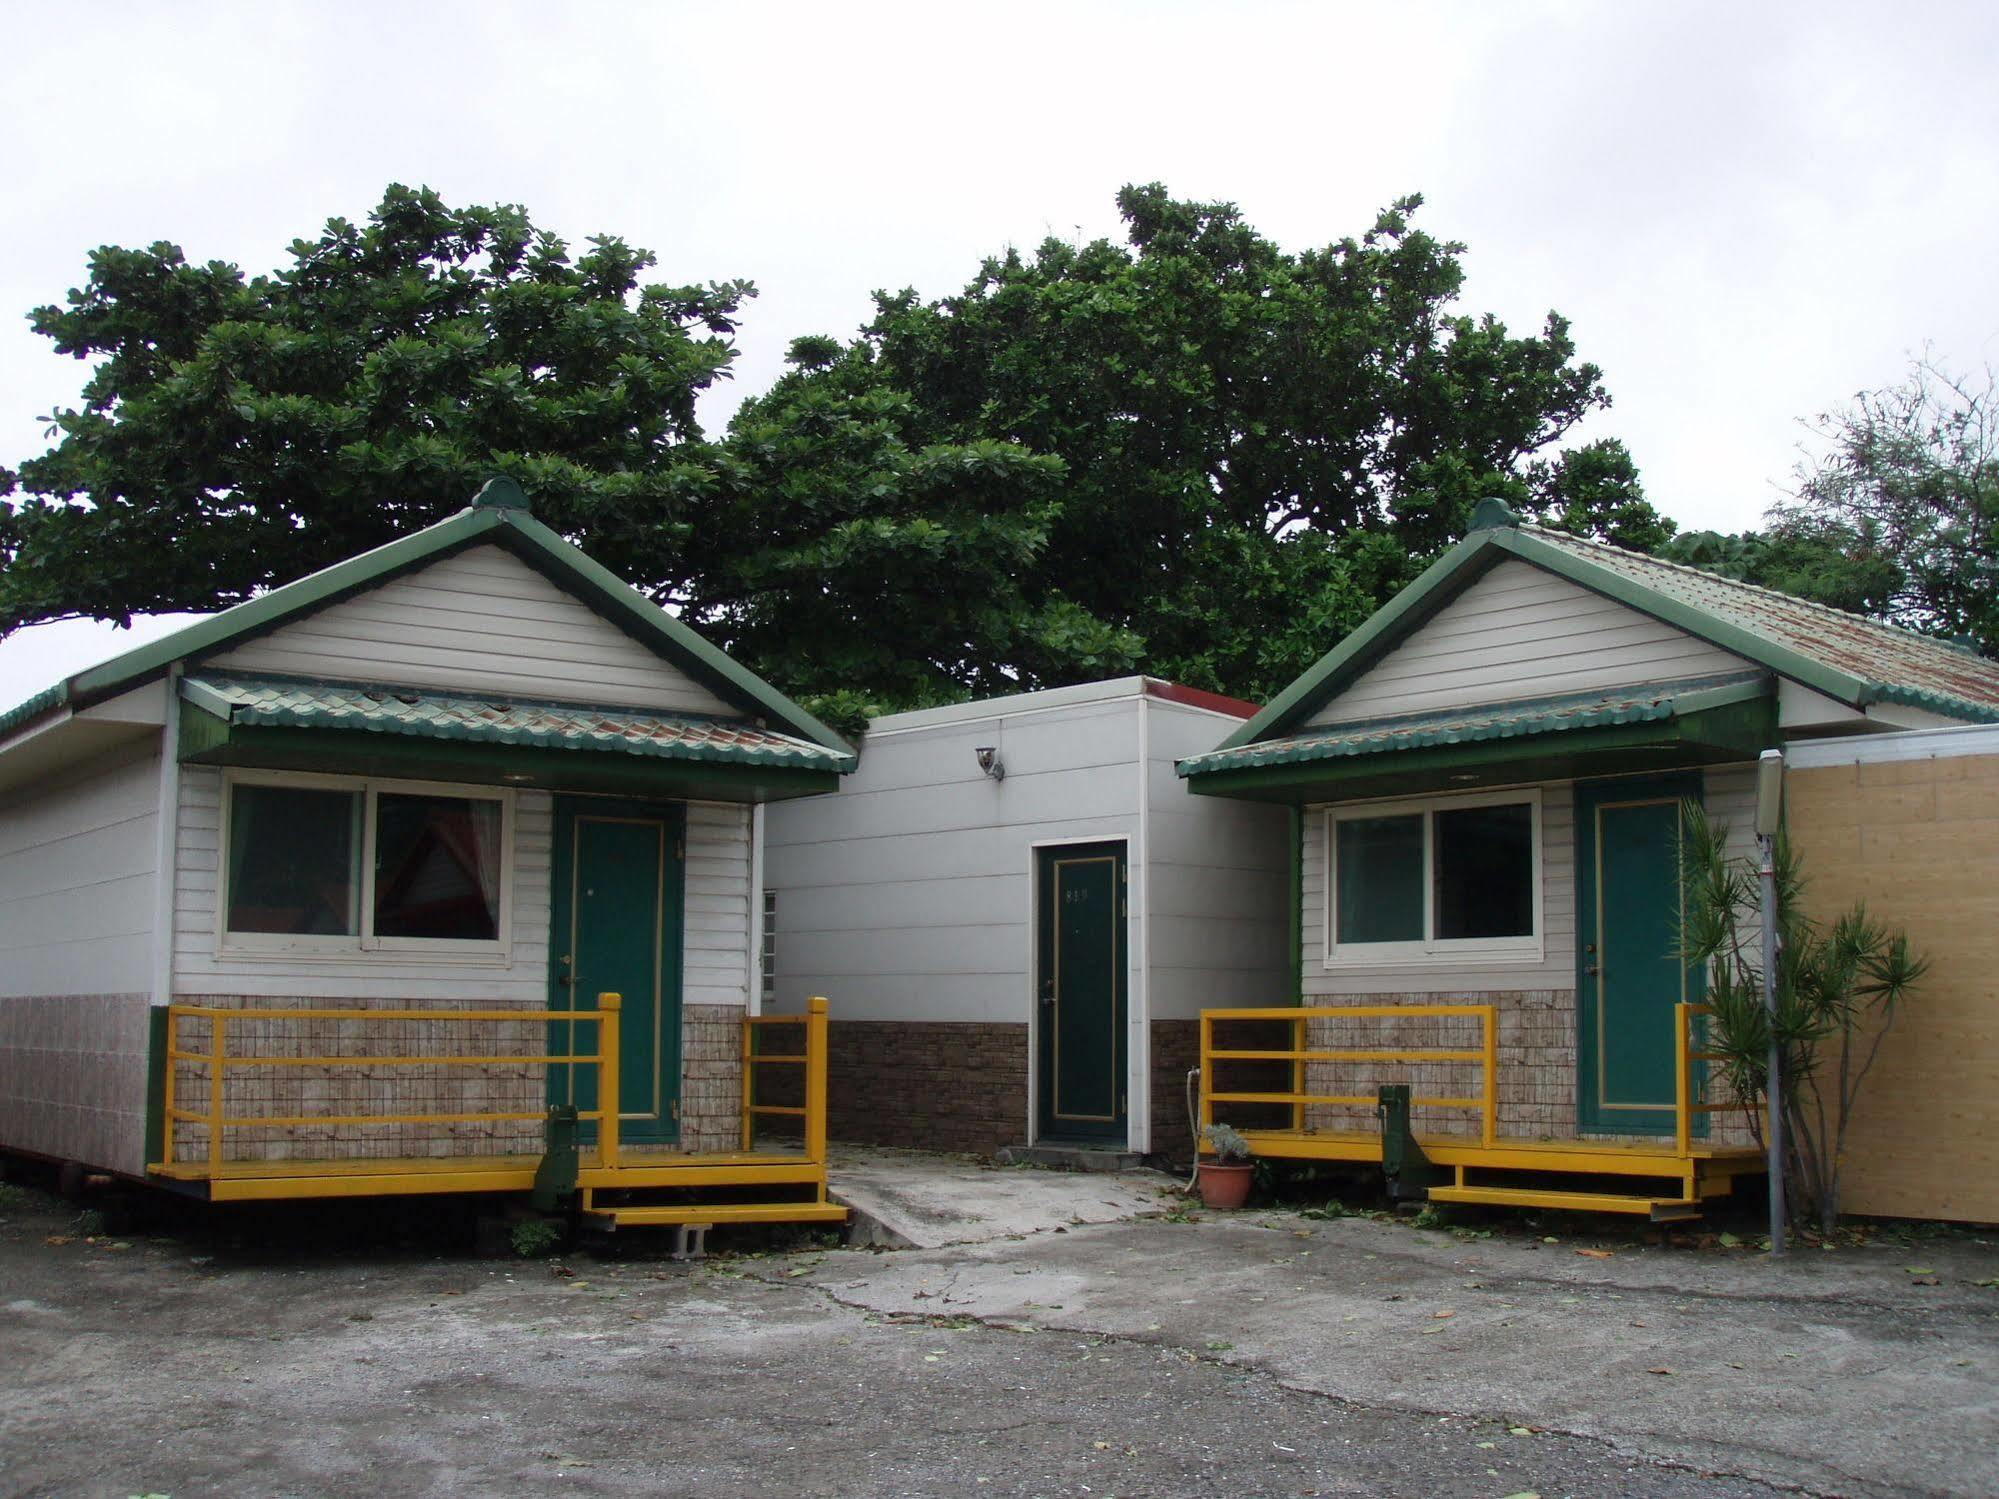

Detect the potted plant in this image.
[1197,1123,1254,1209]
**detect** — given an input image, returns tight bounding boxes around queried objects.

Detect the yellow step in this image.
[582,1201,850,1230]
[576,1161,825,1190]
[1425,1185,1702,1221]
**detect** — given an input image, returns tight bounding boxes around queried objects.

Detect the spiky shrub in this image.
[1201,1122,1252,1165]
[1677,802,1929,1235]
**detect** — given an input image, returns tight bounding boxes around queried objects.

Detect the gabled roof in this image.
[1214,500,1999,755]
[0,479,854,765]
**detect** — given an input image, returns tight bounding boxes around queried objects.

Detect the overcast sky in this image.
[3,0,1997,707]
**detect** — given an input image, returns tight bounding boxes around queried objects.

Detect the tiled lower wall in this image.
[679,1003,742,1155]
[817,1020,1030,1156]
[163,996,747,1164]
[1213,993,1755,1147]
[0,994,153,1176]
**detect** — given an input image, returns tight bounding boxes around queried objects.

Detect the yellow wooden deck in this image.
[149,995,846,1229]
[1202,1004,1768,1219]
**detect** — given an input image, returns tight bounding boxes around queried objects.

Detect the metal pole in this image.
[1759,833,1786,1256]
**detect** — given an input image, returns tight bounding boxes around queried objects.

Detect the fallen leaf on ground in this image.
[1575,1247,1614,1259]
[1905,1266,1935,1274]
[1647,1366,1675,1376]
[1433,1309,1455,1319]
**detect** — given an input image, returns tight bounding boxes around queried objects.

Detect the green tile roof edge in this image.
[0,682,69,740]
[0,479,857,766]
[1218,517,1999,751]
[1181,672,1771,776]
[179,675,847,771]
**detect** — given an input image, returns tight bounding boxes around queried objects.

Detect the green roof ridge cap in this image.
[471,476,533,511]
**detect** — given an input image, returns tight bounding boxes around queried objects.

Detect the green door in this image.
[549,798,685,1145]
[1575,775,1703,1135]
[1036,842,1128,1143]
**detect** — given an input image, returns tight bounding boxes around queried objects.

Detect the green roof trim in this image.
[179,674,854,772]
[1181,672,1771,777]
[0,479,855,764]
[0,682,70,741]
[1184,693,1778,805]
[1220,521,1999,751]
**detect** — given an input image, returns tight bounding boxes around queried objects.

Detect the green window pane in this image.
[1335,814,1424,944]
[374,794,502,940]
[1434,802,1533,939]
[226,785,359,935]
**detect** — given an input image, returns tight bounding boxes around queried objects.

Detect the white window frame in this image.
[1324,787,1543,968]
[217,769,515,963]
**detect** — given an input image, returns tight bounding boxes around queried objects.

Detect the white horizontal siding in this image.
[1144,699,1290,1021]
[683,801,752,1008]
[1703,763,1762,955]
[765,699,1141,1024]
[0,738,160,996]
[1308,560,1751,727]
[207,545,735,714]
[171,767,553,1001]
[1301,781,1577,996]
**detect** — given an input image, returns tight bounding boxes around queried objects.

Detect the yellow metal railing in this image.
[1200,1004,1499,1149]
[158,991,836,1179]
[741,996,830,1163]
[1674,1001,1762,1156]
[159,998,619,1175]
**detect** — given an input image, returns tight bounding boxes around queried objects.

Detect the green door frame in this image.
[548,796,686,1145]
[1575,773,1705,1137]
[1034,840,1129,1145]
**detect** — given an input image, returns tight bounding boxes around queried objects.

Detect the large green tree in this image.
[1662,358,1997,657]
[701,185,1666,704]
[4,183,1665,720]
[0,184,750,631]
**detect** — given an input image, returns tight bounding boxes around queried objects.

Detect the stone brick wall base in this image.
[678,1003,742,1155]
[817,1020,1029,1157]
[1149,1019,1200,1164]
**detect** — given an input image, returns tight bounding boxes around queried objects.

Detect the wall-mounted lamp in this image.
[975,745,1006,782]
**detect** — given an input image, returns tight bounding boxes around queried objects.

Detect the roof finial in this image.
[472,476,532,513]
[1468,497,1521,532]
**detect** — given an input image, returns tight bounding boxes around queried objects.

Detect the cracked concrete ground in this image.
[802,1205,1999,1498]
[0,1179,1993,1498]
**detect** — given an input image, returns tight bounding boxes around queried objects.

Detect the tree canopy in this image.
[2,182,1667,719]
[692,186,1665,708]
[1662,357,1998,657]
[0,185,749,631]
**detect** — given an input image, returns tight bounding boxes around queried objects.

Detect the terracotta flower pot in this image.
[1197,1160,1253,1210]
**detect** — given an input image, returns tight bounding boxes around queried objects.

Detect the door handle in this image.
[1040,980,1055,1005]
[1585,963,1600,976]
